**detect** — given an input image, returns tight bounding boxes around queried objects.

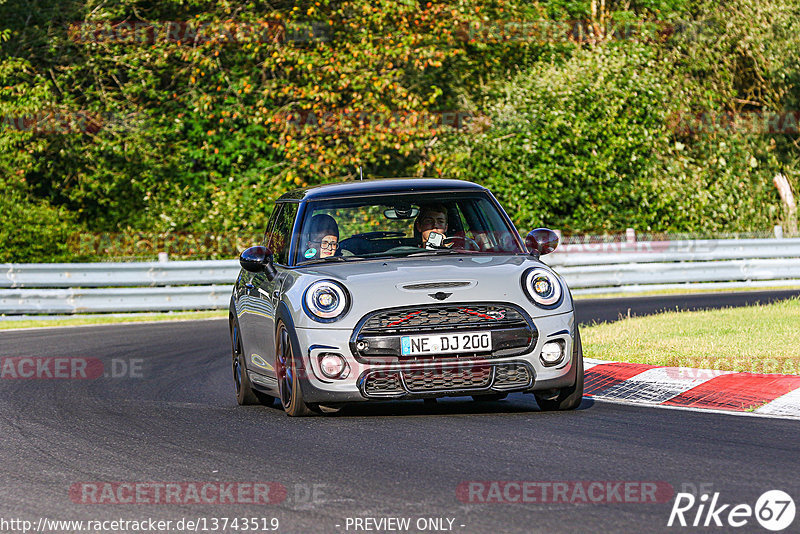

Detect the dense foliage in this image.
[1,0,798,261]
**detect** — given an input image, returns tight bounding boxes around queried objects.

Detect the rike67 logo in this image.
[668,490,795,531]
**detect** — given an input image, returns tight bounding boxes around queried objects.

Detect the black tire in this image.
[471,393,508,402]
[230,317,262,406]
[276,321,315,417]
[534,329,584,411]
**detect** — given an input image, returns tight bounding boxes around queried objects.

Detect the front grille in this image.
[403,365,492,392]
[359,304,528,335]
[359,362,534,397]
[494,363,532,389]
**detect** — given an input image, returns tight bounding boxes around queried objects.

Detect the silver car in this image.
[229,178,583,416]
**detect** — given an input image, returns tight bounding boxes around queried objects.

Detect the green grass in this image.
[582,297,800,374]
[573,285,800,300]
[0,310,227,330]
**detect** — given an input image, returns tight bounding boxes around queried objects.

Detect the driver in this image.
[414,203,449,249]
[304,213,339,260]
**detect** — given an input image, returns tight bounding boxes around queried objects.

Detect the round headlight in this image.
[304,280,349,321]
[522,268,562,307]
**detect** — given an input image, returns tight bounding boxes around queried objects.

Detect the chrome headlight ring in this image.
[303,280,350,322]
[521,267,563,308]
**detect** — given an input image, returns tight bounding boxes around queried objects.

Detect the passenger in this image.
[304,213,339,260]
[414,203,449,249]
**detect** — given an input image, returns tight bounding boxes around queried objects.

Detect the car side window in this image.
[263,203,283,249]
[271,202,299,265]
[262,204,282,249]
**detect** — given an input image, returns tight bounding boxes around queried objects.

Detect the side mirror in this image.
[525,228,559,258]
[239,246,277,279]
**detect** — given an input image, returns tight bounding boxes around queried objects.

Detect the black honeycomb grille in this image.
[402,365,492,392]
[360,304,527,335]
[363,371,403,395]
[494,364,532,388]
[361,363,534,397]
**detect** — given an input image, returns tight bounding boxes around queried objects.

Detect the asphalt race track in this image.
[1,292,799,534]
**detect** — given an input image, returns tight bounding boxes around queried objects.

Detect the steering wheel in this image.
[443,236,481,251]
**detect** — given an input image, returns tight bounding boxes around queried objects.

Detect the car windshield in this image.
[294,191,524,264]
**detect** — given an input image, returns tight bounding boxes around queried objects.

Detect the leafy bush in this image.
[1,0,798,260]
[429,36,797,234]
[0,180,78,263]
[430,44,676,232]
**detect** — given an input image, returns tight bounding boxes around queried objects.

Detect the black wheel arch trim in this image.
[275,301,310,395]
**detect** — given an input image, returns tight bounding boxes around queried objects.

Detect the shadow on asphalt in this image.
[256,394,595,418]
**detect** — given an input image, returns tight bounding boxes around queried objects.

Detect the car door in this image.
[247,201,299,380]
[238,203,281,373]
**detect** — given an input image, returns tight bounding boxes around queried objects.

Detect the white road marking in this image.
[754,388,800,417]
[594,367,734,404]
[583,358,615,370]
[590,397,800,421]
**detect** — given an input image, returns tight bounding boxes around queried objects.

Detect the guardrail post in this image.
[158,252,169,263]
[626,228,636,244]
[774,173,798,237]
[775,225,784,239]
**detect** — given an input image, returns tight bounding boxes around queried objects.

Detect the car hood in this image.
[283,254,572,328]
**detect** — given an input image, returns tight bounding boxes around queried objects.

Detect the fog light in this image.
[319,353,349,379]
[540,341,565,366]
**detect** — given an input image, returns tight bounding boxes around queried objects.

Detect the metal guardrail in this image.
[1,260,239,314]
[1,260,238,288]
[547,238,800,266]
[1,238,800,314]
[548,238,800,295]
[0,286,234,314]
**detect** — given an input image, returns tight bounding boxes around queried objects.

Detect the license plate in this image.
[400,332,492,356]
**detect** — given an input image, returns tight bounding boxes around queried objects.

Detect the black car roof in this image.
[277,178,487,201]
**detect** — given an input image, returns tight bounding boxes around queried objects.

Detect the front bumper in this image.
[290,310,577,404]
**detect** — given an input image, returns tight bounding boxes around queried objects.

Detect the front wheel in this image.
[534,329,584,411]
[276,321,316,417]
